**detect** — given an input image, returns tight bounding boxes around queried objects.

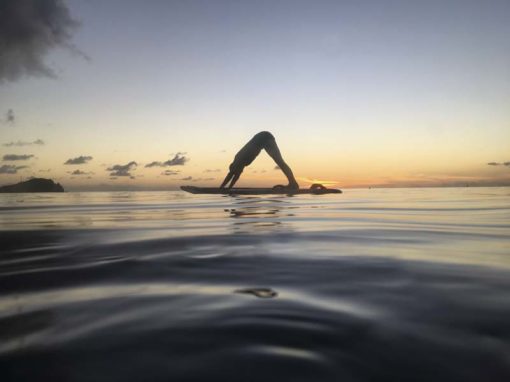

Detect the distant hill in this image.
[0,178,64,193]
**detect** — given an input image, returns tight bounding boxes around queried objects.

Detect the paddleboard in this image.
[181,184,342,195]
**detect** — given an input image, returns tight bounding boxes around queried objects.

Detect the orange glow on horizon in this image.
[297,177,339,186]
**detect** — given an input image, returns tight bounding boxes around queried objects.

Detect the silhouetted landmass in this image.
[0,178,64,193]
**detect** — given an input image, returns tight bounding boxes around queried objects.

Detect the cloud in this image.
[164,153,188,166]
[107,161,137,177]
[0,164,28,174]
[145,153,189,168]
[162,170,180,176]
[4,109,15,123]
[180,176,192,181]
[64,155,93,165]
[3,139,44,147]
[145,161,164,168]
[204,169,221,173]
[0,0,83,83]
[487,161,510,167]
[69,169,91,175]
[274,166,281,170]
[190,177,215,182]
[3,154,34,161]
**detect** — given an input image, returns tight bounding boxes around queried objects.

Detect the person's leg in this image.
[263,138,299,189]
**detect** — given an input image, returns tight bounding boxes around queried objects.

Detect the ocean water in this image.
[1,187,509,381]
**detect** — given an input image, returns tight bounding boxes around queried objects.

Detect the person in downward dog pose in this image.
[220,131,299,190]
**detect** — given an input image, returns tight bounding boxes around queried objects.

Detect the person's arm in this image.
[220,171,234,188]
[227,172,241,188]
[220,164,243,189]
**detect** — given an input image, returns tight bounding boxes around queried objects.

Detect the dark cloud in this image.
[180,176,192,181]
[4,109,15,123]
[3,154,34,161]
[145,161,164,168]
[3,139,44,147]
[145,154,189,168]
[274,166,281,170]
[0,164,28,174]
[107,161,137,177]
[166,154,188,166]
[64,155,93,165]
[69,169,90,175]
[0,0,83,83]
[204,169,221,173]
[487,161,510,167]
[162,170,179,176]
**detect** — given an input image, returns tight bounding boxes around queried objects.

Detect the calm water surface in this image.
[1,187,509,381]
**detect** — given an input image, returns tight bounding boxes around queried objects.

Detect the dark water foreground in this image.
[1,188,509,381]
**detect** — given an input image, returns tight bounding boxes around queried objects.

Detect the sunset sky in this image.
[1,0,509,190]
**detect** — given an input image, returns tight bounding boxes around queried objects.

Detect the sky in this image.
[1,0,509,190]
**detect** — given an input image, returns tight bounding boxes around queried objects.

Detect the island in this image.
[0,178,64,193]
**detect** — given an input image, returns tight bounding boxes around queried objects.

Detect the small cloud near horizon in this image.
[204,169,221,173]
[65,155,93,165]
[145,153,189,168]
[69,169,92,176]
[162,170,180,176]
[107,161,137,177]
[3,154,34,161]
[191,177,215,182]
[487,161,510,167]
[180,176,192,181]
[0,164,28,174]
[3,139,44,147]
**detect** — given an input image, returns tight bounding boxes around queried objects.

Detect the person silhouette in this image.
[220,131,299,189]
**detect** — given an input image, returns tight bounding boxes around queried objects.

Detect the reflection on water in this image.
[1,188,510,381]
